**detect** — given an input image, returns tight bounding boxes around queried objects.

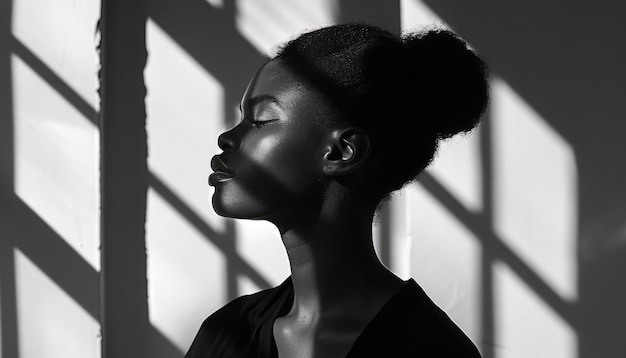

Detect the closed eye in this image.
[248,118,279,128]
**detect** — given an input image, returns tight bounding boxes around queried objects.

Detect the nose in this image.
[217,128,240,151]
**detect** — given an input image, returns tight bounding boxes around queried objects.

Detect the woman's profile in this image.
[186,23,489,358]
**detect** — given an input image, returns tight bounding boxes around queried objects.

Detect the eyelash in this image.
[247,118,278,128]
[250,120,268,128]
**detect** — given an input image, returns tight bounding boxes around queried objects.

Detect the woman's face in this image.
[209,60,336,222]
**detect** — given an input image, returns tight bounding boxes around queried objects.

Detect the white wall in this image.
[5,1,623,357]
[9,0,101,357]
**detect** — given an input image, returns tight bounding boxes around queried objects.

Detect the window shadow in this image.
[6,1,609,357]
[148,0,267,127]
[11,36,98,125]
[421,1,626,357]
[148,173,272,290]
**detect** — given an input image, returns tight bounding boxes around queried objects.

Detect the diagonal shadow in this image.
[3,26,101,351]
[148,0,265,99]
[418,3,626,356]
[11,35,98,126]
[4,1,443,357]
[147,0,266,303]
[149,173,272,289]
[419,171,578,328]
[12,22,273,292]
[8,11,202,356]
[7,3,576,357]
[9,0,282,308]
[0,194,100,320]
[146,0,270,181]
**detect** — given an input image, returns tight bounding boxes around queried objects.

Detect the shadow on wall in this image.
[2,0,625,357]
[143,0,403,355]
[420,0,626,357]
[0,1,402,357]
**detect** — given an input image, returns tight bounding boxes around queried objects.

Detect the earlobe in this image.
[322,128,370,176]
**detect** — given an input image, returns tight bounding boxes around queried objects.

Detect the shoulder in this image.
[185,278,293,358]
[202,285,280,329]
[394,279,482,356]
[208,276,293,326]
[349,279,481,357]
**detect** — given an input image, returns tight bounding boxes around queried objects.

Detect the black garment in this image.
[185,277,482,357]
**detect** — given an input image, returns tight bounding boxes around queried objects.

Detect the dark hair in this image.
[274,23,489,197]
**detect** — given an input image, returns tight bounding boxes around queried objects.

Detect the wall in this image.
[1,1,625,357]
[1,0,101,357]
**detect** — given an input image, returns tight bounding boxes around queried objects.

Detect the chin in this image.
[211,190,276,220]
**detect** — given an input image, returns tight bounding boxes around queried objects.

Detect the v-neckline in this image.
[269,277,414,357]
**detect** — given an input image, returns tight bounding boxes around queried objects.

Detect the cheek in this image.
[212,141,304,219]
[253,135,280,158]
[246,134,317,190]
[212,125,326,219]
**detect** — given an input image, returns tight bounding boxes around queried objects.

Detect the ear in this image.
[322,128,371,176]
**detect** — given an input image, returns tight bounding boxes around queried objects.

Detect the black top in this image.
[185,277,481,357]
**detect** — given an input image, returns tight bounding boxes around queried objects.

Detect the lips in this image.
[209,156,234,186]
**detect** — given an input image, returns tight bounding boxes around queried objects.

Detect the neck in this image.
[273,188,400,319]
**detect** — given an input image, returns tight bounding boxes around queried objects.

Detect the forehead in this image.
[241,59,344,128]
[242,60,307,104]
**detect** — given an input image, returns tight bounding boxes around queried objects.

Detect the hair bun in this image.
[274,23,490,194]
[403,29,489,139]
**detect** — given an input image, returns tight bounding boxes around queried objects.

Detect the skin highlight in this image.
[196,22,488,358]
[210,60,404,358]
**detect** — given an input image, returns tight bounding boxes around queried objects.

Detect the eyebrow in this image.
[244,94,283,109]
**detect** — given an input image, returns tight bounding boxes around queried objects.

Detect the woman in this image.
[186,23,488,357]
